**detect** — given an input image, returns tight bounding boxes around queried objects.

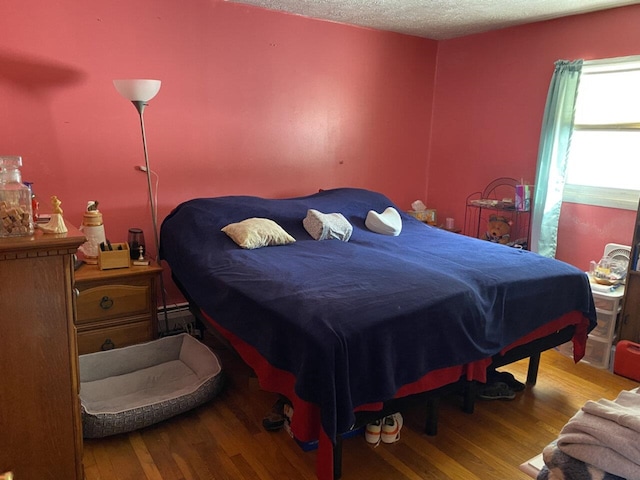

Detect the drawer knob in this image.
[99,295,114,310]
[101,338,115,351]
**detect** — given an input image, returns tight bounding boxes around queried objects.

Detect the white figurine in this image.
[39,195,68,234]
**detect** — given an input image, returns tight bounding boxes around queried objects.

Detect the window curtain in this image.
[530,59,583,257]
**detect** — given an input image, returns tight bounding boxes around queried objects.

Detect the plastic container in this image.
[614,340,640,381]
[556,335,612,369]
[0,156,34,237]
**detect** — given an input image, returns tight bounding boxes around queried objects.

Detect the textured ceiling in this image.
[225,0,640,39]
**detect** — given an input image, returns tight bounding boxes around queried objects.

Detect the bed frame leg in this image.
[462,381,476,414]
[425,397,439,435]
[333,434,343,480]
[526,353,541,385]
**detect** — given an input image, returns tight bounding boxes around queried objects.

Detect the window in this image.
[563,56,640,210]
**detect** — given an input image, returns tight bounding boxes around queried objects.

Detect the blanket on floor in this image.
[556,387,640,480]
[537,441,624,480]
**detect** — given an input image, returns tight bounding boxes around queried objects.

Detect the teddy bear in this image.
[483,214,511,244]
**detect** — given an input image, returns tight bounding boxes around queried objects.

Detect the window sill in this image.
[563,185,639,210]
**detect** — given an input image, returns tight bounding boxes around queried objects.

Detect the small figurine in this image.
[39,195,68,234]
[52,195,63,214]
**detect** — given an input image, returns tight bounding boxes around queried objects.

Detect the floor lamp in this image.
[113,78,170,334]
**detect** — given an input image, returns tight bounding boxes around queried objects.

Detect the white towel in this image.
[557,388,640,480]
[582,389,640,433]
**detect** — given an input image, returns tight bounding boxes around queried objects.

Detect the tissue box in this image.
[98,243,130,270]
[408,209,437,225]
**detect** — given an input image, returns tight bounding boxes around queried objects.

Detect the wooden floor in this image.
[83,332,637,480]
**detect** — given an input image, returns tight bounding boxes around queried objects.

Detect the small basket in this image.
[98,243,130,270]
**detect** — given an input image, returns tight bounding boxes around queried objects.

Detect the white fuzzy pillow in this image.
[365,207,402,236]
[303,209,353,241]
[222,218,296,249]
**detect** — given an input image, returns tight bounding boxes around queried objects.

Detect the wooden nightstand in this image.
[74,262,163,354]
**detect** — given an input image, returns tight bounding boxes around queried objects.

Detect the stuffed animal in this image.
[483,214,511,244]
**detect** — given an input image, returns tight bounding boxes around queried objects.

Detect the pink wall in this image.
[3,1,639,305]
[428,5,640,270]
[0,0,436,303]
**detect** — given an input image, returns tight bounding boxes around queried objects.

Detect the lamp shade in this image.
[113,79,161,102]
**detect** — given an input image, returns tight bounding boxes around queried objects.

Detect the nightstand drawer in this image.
[76,320,154,355]
[77,284,150,324]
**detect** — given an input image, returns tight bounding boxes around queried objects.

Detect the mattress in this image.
[159,187,596,442]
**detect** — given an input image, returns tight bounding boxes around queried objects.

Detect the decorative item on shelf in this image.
[127,227,145,260]
[132,245,150,266]
[515,182,532,212]
[38,195,68,234]
[114,78,169,332]
[23,181,39,222]
[483,214,512,244]
[128,227,150,265]
[78,200,107,264]
[589,256,627,286]
[0,155,34,238]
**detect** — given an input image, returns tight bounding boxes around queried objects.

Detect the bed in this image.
[159,187,596,480]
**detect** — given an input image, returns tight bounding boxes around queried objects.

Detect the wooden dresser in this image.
[0,224,85,479]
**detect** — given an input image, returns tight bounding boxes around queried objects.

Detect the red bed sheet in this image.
[202,309,590,480]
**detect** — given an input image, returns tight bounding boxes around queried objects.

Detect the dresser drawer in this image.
[77,284,150,324]
[76,320,153,355]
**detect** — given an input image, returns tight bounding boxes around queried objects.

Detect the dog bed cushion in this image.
[79,333,223,438]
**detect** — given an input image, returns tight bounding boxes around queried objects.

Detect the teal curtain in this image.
[530,59,583,257]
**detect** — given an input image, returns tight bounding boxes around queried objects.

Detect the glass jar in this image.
[127,228,145,260]
[0,156,34,237]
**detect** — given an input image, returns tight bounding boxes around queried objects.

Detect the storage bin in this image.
[591,311,617,339]
[556,341,573,359]
[556,335,612,369]
[593,295,617,312]
[583,335,612,369]
[614,340,640,381]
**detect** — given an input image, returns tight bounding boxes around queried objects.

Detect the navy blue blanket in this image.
[160,188,596,442]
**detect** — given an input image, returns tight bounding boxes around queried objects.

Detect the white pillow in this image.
[365,207,402,236]
[303,209,353,241]
[222,218,295,249]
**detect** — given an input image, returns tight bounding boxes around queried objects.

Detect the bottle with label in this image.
[0,156,34,237]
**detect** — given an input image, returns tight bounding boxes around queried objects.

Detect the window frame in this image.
[562,55,640,211]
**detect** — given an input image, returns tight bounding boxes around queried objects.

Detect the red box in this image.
[614,340,640,382]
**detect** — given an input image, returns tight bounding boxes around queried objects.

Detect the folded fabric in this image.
[303,209,353,241]
[557,389,640,480]
[581,388,640,433]
[365,207,402,236]
[537,440,624,480]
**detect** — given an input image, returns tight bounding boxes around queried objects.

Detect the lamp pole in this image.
[114,79,169,334]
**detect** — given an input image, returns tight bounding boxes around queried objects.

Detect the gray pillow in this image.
[303,209,353,241]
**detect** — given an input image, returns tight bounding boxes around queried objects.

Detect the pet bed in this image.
[79,333,223,438]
